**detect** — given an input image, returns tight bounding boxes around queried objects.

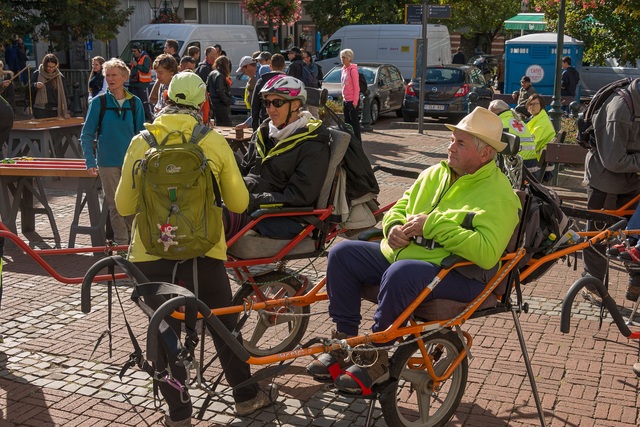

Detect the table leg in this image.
[0,177,17,234]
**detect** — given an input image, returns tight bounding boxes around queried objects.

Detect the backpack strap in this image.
[96,93,107,137]
[139,129,158,148]
[190,123,211,145]
[97,93,139,136]
[188,124,223,208]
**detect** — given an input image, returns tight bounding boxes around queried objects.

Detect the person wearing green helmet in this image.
[115,72,277,426]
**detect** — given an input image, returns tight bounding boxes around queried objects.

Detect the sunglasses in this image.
[263,98,290,108]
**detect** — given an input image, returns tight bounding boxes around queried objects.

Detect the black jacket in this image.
[241,118,331,212]
[206,70,231,107]
[195,60,213,84]
[561,66,580,96]
[286,56,306,80]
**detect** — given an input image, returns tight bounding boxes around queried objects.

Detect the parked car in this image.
[402,64,494,123]
[230,73,249,113]
[321,63,406,123]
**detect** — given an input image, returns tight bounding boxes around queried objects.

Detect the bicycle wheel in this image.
[231,271,310,356]
[380,329,468,427]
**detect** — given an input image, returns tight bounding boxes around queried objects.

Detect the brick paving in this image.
[1,116,639,426]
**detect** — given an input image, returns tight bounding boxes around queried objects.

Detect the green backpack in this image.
[133,124,223,260]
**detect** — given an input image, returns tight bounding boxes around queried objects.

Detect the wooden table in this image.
[8,117,85,158]
[0,158,106,248]
[212,125,252,155]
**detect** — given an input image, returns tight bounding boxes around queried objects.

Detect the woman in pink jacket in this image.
[340,49,362,141]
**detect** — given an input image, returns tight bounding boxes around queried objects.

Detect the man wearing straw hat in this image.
[307,107,521,395]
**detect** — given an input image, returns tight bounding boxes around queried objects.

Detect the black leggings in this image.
[134,257,258,421]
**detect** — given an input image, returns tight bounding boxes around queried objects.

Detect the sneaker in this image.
[625,286,640,302]
[619,246,640,263]
[334,348,389,395]
[306,331,350,381]
[235,385,279,417]
[163,415,192,427]
[607,243,628,257]
[633,363,640,377]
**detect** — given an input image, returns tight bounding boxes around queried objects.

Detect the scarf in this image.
[34,64,68,116]
[268,110,312,141]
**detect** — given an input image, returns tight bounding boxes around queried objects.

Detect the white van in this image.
[119,24,259,75]
[314,24,451,80]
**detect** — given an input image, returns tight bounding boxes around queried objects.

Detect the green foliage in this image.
[534,0,640,65]
[304,0,406,35]
[0,0,133,51]
[431,0,521,42]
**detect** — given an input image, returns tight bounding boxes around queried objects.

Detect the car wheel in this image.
[402,112,416,123]
[395,108,403,118]
[370,99,380,124]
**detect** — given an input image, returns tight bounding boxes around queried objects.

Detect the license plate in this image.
[424,104,445,111]
[234,99,246,106]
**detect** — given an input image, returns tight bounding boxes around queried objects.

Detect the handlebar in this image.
[81,256,149,314]
[560,218,638,339]
[146,295,250,362]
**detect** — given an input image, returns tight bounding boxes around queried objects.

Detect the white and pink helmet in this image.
[260,74,307,104]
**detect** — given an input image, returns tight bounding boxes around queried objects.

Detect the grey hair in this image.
[470,134,498,161]
[488,99,510,114]
[102,58,130,77]
[340,49,354,61]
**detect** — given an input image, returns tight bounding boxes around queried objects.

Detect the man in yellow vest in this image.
[488,99,539,174]
[129,44,153,121]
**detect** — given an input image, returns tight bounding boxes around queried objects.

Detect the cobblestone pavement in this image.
[1,117,640,426]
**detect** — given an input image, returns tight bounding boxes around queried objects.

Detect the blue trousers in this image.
[326,240,486,337]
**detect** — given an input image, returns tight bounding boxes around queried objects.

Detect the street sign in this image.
[85,40,93,51]
[406,4,451,23]
[429,5,451,19]
[406,4,423,25]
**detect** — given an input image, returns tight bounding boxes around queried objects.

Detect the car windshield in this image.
[424,68,464,84]
[322,66,377,84]
[120,40,179,63]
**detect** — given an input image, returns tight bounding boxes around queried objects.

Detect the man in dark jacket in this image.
[226,75,331,239]
[561,56,580,97]
[286,47,306,81]
[583,79,640,303]
[195,46,217,83]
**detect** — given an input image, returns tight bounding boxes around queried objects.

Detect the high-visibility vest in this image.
[498,110,537,161]
[135,54,152,84]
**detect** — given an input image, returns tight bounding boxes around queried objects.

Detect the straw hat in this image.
[445,107,506,152]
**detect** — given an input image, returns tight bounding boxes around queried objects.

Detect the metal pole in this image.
[548,0,566,133]
[418,0,428,134]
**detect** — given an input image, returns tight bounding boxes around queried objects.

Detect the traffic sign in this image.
[406,4,451,23]
[86,40,93,51]
[429,5,451,19]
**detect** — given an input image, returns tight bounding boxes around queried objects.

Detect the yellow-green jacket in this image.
[381,161,520,279]
[115,114,248,262]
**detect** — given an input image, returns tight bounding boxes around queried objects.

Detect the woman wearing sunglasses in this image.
[224,74,331,239]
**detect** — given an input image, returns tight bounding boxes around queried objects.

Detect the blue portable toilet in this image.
[505,33,583,100]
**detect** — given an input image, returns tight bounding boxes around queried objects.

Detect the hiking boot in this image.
[625,285,640,302]
[619,246,640,263]
[163,415,192,427]
[306,331,350,382]
[334,348,389,395]
[633,363,640,377]
[235,385,279,417]
[581,288,602,305]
